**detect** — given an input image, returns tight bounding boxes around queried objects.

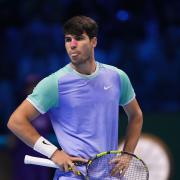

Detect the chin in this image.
[71,59,80,65]
[71,58,86,66]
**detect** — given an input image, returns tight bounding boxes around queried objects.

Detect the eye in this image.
[75,36,84,41]
[65,37,72,42]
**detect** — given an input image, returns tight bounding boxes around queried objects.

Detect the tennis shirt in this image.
[27,62,135,179]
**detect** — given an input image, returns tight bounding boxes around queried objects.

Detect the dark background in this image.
[0,0,179,179]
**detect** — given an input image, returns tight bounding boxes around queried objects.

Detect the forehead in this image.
[64,32,88,38]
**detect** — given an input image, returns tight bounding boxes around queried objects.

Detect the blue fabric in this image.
[27,62,135,179]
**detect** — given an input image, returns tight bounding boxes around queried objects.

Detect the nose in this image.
[70,38,78,49]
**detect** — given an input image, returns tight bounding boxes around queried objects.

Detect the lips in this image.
[71,53,79,57]
[70,51,80,58]
[70,51,80,56]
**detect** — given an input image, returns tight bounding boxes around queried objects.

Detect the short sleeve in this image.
[118,69,136,106]
[26,73,58,114]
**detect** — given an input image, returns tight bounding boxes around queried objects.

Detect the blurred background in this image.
[0,0,179,179]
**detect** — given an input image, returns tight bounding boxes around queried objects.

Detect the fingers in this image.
[111,166,127,177]
[64,163,69,172]
[65,156,88,175]
[71,156,88,163]
[63,159,84,175]
[63,161,76,173]
[110,155,131,177]
[67,161,77,175]
[111,163,124,177]
[51,150,87,175]
[109,156,119,164]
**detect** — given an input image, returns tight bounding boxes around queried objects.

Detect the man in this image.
[7,16,143,179]
[9,74,53,180]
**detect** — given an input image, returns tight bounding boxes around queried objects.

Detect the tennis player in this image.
[7,16,143,179]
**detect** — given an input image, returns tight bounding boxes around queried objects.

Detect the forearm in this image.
[123,114,143,153]
[7,100,58,159]
[7,113,40,148]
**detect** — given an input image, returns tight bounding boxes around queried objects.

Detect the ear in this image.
[91,37,97,48]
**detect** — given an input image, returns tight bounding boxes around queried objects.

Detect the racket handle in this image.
[24,155,59,169]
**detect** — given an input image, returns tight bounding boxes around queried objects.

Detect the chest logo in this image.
[104,85,112,90]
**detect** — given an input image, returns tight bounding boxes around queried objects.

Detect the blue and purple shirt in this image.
[27,62,135,179]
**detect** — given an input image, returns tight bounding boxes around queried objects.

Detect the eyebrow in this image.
[65,35,71,38]
[65,34,85,38]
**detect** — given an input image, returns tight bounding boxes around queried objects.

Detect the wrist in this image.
[51,149,60,161]
[33,136,58,158]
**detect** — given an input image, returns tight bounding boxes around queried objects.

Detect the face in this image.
[65,32,97,66]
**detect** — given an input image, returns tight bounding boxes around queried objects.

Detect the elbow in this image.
[130,109,143,125]
[128,110,143,129]
[7,114,16,131]
[136,109,143,127]
[138,109,143,121]
[7,113,21,132]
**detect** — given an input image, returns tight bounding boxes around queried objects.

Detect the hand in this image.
[110,153,132,177]
[51,150,88,174]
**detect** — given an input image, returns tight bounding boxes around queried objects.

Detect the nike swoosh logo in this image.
[42,140,50,145]
[104,86,112,90]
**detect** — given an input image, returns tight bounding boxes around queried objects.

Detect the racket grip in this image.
[24,155,59,168]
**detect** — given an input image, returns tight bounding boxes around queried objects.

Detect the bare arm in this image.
[7,99,41,147]
[7,99,87,172]
[111,98,143,176]
[122,98,143,153]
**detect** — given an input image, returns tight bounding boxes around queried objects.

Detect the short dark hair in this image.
[63,16,98,39]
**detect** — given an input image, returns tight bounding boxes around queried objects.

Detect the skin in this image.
[64,32,97,75]
[111,99,143,176]
[7,31,143,177]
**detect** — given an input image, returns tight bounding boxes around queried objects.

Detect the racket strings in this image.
[87,154,120,179]
[87,153,148,180]
[123,155,148,180]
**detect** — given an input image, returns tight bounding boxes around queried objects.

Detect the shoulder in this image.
[99,63,119,72]
[54,64,72,80]
[26,65,71,113]
[39,64,71,85]
[98,62,127,79]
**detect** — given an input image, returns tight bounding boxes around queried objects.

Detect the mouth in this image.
[71,53,79,57]
[70,51,80,58]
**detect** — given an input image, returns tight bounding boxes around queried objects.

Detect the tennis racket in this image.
[24,150,149,180]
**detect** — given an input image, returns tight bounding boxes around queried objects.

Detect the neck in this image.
[71,59,97,75]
